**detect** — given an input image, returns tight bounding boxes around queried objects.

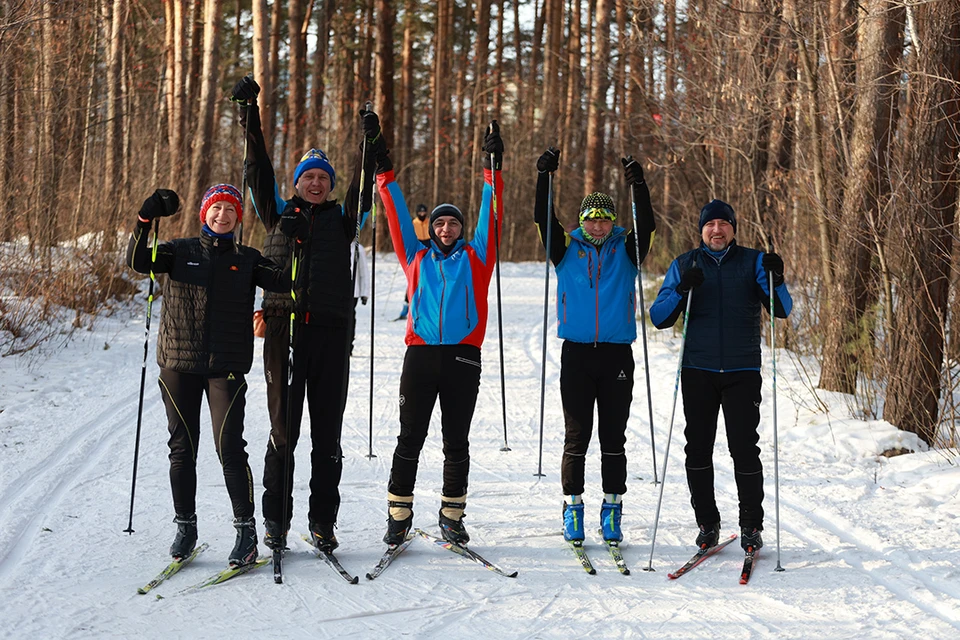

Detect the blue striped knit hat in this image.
[293,148,337,189]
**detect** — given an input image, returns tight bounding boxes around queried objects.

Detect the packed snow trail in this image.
[0,259,958,638]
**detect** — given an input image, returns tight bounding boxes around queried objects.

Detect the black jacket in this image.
[127,222,289,374]
[242,102,374,326]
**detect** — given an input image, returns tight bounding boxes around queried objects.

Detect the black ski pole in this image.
[124,218,160,534]
[535,174,554,478]
[624,157,659,485]
[490,131,510,452]
[644,286,694,572]
[359,101,378,460]
[769,250,784,572]
[277,241,302,584]
[367,202,378,460]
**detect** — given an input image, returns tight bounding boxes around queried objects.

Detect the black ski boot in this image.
[170,514,198,560]
[229,517,259,567]
[438,499,469,546]
[696,522,720,550]
[263,519,288,551]
[308,521,339,553]
[383,495,413,547]
[741,527,763,553]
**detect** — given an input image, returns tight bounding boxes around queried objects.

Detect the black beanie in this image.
[429,204,465,251]
[699,199,737,232]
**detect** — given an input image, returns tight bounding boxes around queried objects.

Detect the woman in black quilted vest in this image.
[126,184,289,568]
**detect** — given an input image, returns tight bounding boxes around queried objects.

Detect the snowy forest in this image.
[1,1,960,448]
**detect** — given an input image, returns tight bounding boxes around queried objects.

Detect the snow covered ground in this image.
[0,257,958,639]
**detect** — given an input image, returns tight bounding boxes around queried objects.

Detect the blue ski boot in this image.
[600,496,623,542]
[562,498,585,542]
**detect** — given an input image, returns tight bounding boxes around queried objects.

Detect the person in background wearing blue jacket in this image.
[534,147,656,544]
[375,123,505,547]
[649,199,791,555]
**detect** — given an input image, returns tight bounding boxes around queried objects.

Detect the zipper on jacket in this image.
[465,285,471,328]
[438,258,447,343]
[594,245,603,344]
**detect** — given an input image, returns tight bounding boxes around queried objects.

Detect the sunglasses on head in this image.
[581,208,616,221]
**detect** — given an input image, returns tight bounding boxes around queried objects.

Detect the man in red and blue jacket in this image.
[535,148,656,546]
[374,122,505,547]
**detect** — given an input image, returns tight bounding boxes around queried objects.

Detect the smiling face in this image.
[295,168,332,204]
[582,218,614,242]
[204,201,239,234]
[432,216,463,247]
[701,218,735,251]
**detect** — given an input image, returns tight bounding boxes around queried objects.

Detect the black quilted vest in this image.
[156,233,261,374]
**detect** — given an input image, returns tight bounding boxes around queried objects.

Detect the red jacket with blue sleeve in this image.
[377,168,504,348]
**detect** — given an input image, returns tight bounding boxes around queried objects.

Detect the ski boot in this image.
[229,517,259,567]
[600,495,623,542]
[384,495,414,546]
[262,519,288,551]
[740,527,763,553]
[696,522,721,550]
[169,513,198,560]
[308,521,339,553]
[438,496,469,546]
[562,497,585,542]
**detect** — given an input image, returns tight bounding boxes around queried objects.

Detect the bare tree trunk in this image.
[883,1,960,445]
[399,0,416,173]
[0,0,16,240]
[493,0,504,119]
[183,0,223,235]
[541,0,562,140]
[375,0,395,148]
[432,0,452,204]
[287,0,307,158]
[661,0,675,219]
[584,0,611,194]
[169,0,188,186]
[819,0,904,393]
[512,0,523,120]
[185,0,203,144]
[266,0,282,151]
[310,0,332,142]
[468,0,490,217]
[251,0,272,155]
[359,0,375,103]
[105,0,125,210]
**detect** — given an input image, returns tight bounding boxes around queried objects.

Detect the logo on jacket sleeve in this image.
[617,370,627,380]
[230,265,239,271]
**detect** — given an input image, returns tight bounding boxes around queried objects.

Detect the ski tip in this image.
[350,575,360,584]
[667,573,679,580]
[365,573,375,581]
[507,571,519,578]
[621,568,631,576]
[274,575,283,584]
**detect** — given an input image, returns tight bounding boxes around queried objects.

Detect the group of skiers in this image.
[126,74,792,570]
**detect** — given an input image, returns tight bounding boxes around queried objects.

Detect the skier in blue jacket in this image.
[534,148,656,544]
[649,199,792,555]
[375,122,505,547]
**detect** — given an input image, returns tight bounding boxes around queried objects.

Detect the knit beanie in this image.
[698,199,737,232]
[293,148,337,189]
[199,184,243,225]
[579,192,616,223]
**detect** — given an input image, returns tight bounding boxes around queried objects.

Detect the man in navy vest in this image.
[650,200,791,554]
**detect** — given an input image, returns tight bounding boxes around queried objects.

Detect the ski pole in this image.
[535,174,554,478]
[277,241,301,584]
[770,260,784,572]
[359,101,378,459]
[124,218,160,534]
[624,158,658,484]
[367,201,378,460]
[490,127,510,452]
[644,288,694,571]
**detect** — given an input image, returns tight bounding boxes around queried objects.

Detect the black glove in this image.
[138,189,180,221]
[537,147,560,174]
[762,252,784,287]
[360,107,381,142]
[677,267,704,294]
[621,155,645,185]
[280,201,310,242]
[482,121,504,170]
[230,75,260,105]
[361,296,368,305]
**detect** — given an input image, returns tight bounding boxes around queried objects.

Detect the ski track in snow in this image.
[1,258,959,638]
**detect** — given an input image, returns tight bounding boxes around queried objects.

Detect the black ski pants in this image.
[681,368,764,530]
[559,341,634,496]
[261,317,349,527]
[158,369,254,519]
[387,345,481,499]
